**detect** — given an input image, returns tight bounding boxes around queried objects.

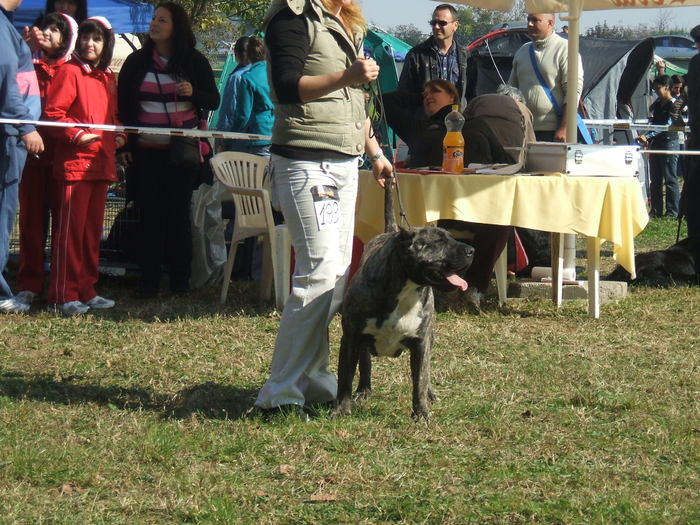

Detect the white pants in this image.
[255,154,359,408]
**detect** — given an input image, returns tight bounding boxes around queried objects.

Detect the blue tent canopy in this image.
[12,0,154,34]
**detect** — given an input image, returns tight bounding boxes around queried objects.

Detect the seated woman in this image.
[382,79,515,168]
[382,80,513,310]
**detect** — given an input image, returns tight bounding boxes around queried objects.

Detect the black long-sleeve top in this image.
[265,7,353,160]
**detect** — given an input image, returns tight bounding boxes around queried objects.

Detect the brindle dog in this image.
[336,182,474,420]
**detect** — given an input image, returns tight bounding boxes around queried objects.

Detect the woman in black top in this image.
[639,75,681,218]
[117,2,219,296]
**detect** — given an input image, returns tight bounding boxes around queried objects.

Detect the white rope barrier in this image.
[583,118,690,133]
[0,118,271,141]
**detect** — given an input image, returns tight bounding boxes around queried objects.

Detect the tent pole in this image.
[562,0,583,144]
[561,2,584,286]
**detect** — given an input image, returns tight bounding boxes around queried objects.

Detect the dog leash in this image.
[366,80,410,229]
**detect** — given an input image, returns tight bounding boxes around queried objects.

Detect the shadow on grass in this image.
[24,274,282,323]
[0,371,258,421]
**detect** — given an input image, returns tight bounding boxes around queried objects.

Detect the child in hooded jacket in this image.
[15,12,77,306]
[43,16,125,315]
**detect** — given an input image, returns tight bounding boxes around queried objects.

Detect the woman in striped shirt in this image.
[117,2,219,297]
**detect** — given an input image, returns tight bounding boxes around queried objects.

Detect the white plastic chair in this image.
[209,152,290,308]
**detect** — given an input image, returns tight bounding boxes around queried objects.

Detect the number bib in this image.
[311,185,341,231]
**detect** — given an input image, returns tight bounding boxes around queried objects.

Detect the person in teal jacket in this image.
[229,36,273,156]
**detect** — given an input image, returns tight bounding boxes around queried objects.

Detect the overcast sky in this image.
[361,0,698,35]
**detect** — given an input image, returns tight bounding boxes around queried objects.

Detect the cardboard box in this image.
[525,142,641,177]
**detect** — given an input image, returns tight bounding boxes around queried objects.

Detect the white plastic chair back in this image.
[209,152,289,307]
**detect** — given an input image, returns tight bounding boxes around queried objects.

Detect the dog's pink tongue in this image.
[446,274,468,291]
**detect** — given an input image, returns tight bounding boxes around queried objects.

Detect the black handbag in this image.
[154,72,201,170]
[168,135,200,170]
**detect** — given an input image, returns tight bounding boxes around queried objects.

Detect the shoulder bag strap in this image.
[528,45,593,144]
[153,71,173,128]
[528,44,561,116]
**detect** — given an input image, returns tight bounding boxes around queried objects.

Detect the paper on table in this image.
[469,162,523,175]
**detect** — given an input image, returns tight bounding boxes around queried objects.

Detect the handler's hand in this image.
[344,57,380,86]
[21,130,44,154]
[637,134,648,147]
[175,82,193,97]
[372,155,393,188]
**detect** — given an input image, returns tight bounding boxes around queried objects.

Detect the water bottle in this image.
[442,105,465,174]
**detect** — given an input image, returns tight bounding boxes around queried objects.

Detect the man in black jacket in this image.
[398,3,473,107]
[684,24,700,238]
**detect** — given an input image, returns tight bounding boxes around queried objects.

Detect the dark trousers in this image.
[649,139,679,217]
[684,154,700,237]
[132,148,195,292]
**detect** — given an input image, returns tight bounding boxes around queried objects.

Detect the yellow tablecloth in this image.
[355,171,649,277]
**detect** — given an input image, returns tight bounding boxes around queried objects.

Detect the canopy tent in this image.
[364,26,412,64]
[12,0,154,34]
[651,55,688,77]
[466,29,655,120]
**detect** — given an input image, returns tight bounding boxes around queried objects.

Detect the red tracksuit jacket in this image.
[43,56,121,182]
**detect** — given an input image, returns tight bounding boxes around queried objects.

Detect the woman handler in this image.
[254,0,392,417]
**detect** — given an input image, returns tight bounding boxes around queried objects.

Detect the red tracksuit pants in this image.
[16,160,52,294]
[47,179,108,305]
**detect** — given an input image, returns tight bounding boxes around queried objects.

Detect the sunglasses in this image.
[429,19,452,27]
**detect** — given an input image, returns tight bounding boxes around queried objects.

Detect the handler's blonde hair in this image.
[320,0,366,36]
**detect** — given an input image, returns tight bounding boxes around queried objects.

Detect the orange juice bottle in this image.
[442,104,465,174]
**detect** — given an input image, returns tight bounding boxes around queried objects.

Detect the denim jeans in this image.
[649,138,679,217]
[0,135,27,299]
[255,154,359,408]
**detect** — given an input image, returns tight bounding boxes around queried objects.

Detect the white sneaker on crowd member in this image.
[85,296,115,309]
[14,290,38,305]
[58,301,90,316]
[0,297,31,314]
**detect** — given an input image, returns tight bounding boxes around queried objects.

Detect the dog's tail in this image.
[384,180,398,233]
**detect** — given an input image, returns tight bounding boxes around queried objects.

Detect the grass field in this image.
[1,218,698,524]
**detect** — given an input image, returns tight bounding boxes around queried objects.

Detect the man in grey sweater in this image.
[508,13,583,142]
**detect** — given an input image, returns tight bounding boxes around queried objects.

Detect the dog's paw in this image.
[354,386,372,400]
[427,388,437,403]
[411,405,432,421]
[332,401,352,418]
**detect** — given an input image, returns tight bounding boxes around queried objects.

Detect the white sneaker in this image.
[85,296,115,309]
[0,297,30,314]
[58,301,90,316]
[14,290,38,305]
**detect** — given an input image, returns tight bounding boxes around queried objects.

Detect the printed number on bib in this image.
[311,185,341,231]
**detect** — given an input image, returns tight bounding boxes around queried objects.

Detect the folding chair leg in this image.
[259,234,273,302]
[494,246,508,305]
[273,224,291,310]
[221,241,239,304]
